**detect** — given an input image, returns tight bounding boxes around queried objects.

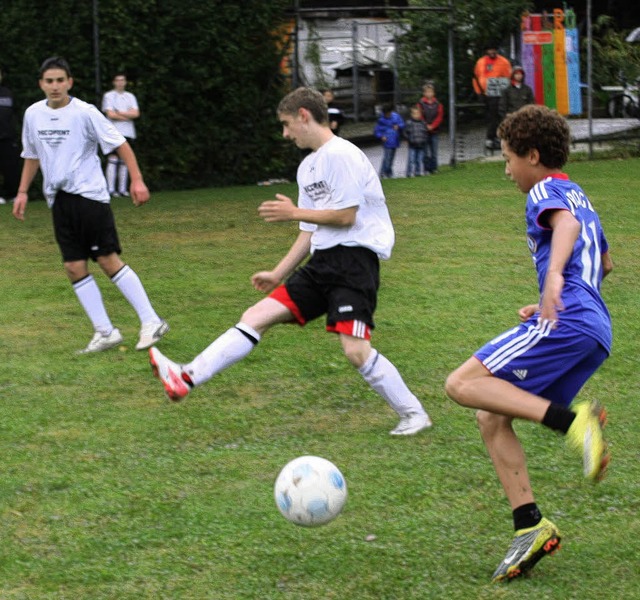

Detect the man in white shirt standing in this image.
[13,57,168,354]
[102,73,139,197]
[149,87,431,436]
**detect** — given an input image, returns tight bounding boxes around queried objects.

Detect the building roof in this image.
[290,1,409,18]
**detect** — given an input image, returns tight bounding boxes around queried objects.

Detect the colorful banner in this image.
[565,9,582,114]
[521,8,582,115]
[541,13,557,109]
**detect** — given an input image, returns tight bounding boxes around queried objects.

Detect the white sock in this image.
[73,275,113,335]
[117,163,129,194]
[106,157,118,193]
[111,265,160,325]
[184,323,260,386]
[358,349,426,417]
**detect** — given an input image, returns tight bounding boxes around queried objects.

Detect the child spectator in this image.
[418,82,444,174]
[404,105,428,177]
[374,104,404,179]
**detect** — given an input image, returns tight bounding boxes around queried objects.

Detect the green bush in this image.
[0,0,297,190]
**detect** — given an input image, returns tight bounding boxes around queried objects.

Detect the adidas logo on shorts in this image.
[512,369,528,381]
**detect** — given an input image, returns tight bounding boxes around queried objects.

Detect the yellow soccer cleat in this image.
[567,400,609,482]
[492,518,561,583]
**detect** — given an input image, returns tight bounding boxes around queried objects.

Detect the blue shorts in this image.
[474,319,608,407]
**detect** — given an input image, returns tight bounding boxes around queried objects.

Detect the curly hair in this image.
[277,87,329,126]
[497,105,570,169]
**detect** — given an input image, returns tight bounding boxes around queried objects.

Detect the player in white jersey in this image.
[102,73,139,197]
[149,87,431,436]
[12,57,168,354]
[445,105,613,582]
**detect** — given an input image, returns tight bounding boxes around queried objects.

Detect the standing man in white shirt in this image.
[102,73,139,197]
[12,57,168,354]
[149,87,431,437]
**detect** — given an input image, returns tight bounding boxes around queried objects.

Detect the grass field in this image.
[1,158,639,599]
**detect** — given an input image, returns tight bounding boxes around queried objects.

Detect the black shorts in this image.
[283,245,380,329]
[52,190,122,262]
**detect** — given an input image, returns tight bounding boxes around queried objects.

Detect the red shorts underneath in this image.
[269,284,371,340]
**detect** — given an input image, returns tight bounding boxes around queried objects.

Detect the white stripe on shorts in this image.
[483,320,554,373]
[352,320,367,339]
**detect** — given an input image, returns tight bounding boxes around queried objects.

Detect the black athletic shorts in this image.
[283,245,380,329]
[52,190,122,262]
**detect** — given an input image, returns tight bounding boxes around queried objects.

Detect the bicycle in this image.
[603,74,639,119]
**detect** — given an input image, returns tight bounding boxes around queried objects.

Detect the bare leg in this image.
[445,356,550,422]
[446,357,547,508]
[448,358,565,582]
[477,411,534,509]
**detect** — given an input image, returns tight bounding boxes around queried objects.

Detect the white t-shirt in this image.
[21,97,125,206]
[101,90,138,139]
[297,135,395,260]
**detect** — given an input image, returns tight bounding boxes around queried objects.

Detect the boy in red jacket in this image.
[418,82,444,174]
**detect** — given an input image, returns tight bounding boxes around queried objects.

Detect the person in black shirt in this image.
[0,66,21,204]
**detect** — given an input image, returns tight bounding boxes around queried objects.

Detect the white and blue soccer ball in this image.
[274,455,347,527]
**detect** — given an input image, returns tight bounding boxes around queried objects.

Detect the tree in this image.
[589,15,640,89]
[396,0,533,105]
[0,0,297,190]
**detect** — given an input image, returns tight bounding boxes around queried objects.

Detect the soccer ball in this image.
[274,456,348,527]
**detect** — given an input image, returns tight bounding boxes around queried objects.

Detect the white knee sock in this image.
[106,157,118,194]
[117,163,129,195]
[358,349,426,417]
[73,275,114,335]
[111,265,160,325]
[184,323,260,386]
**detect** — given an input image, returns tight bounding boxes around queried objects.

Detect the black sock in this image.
[513,503,542,531]
[542,403,576,434]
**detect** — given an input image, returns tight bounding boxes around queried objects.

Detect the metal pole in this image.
[293,0,300,88]
[393,30,400,108]
[93,0,101,107]
[587,0,593,159]
[448,0,456,167]
[352,21,359,122]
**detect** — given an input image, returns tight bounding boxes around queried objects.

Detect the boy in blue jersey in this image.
[445,104,613,583]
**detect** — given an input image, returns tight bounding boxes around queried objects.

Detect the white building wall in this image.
[296,17,404,89]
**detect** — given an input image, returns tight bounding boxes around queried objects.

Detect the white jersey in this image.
[101,90,138,139]
[21,97,125,207]
[297,135,395,259]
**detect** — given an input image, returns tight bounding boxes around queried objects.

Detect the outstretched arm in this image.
[251,230,312,294]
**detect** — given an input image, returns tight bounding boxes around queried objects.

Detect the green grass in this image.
[1,158,639,599]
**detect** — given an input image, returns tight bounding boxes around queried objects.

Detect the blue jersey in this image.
[526,173,611,353]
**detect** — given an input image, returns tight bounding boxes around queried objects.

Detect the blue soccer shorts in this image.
[474,318,609,407]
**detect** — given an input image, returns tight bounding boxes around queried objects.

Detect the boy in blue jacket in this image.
[374,104,404,178]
